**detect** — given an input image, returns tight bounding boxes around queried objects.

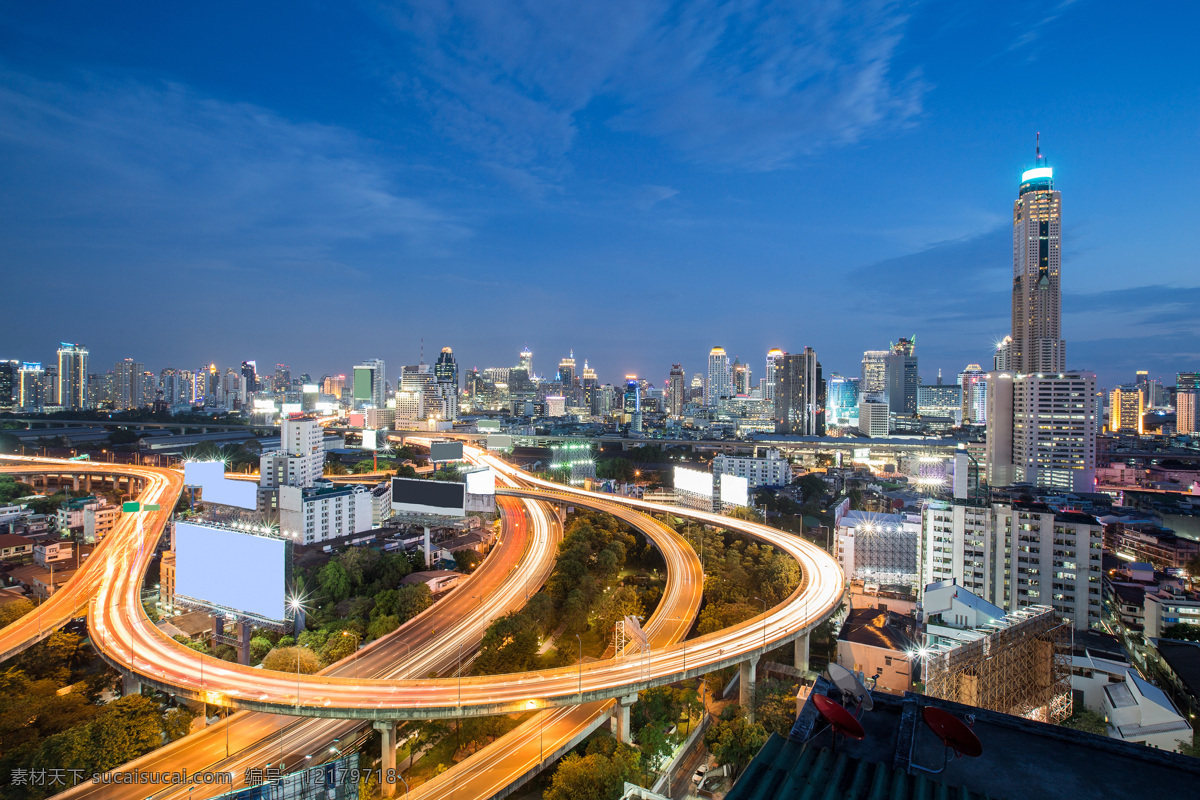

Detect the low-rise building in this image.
[83,504,121,543]
[0,533,34,560]
[922,578,1006,647]
[711,449,792,488]
[54,495,102,533]
[1102,671,1192,751]
[836,607,917,695]
[399,569,463,594]
[278,481,374,546]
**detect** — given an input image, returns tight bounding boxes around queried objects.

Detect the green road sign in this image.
[122,501,141,512]
[144,503,161,511]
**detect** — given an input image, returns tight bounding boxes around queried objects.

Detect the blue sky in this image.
[1,1,1197,389]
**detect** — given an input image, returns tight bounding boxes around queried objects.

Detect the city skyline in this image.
[2,4,1198,386]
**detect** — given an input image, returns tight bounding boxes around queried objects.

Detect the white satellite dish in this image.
[827,663,874,713]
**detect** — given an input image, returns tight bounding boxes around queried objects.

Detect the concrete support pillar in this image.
[375,721,398,797]
[237,618,251,665]
[610,693,637,744]
[795,632,810,675]
[423,526,432,570]
[72,476,79,491]
[85,474,92,491]
[740,659,757,721]
[123,673,141,696]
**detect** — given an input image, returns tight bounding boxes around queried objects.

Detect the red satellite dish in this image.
[922,707,983,758]
[813,694,866,741]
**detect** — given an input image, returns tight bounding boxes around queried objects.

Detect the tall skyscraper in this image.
[1110,385,1144,434]
[1178,372,1200,435]
[557,351,576,386]
[353,359,386,408]
[731,358,751,396]
[666,364,685,417]
[774,348,824,436]
[993,336,1013,371]
[0,360,16,407]
[434,347,459,388]
[518,346,533,378]
[241,361,258,394]
[18,363,44,410]
[273,364,291,394]
[1011,138,1065,374]
[860,350,889,399]
[112,358,144,410]
[764,349,783,401]
[958,364,987,425]
[582,361,599,415]
[56,343,88,410]
[706,347,731,407]
[826,373,859,427]
[885,336,918,416]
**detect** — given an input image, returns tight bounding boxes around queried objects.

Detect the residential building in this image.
[773,347,824,436]
[111,358,144,410]
[278,482,374,545]
[921,578,1005,647]
[365,407,395,430]
[986,370,1097,492]
[764,348,784,401]
[55,495,103,533]
[1110,384,1144,434]
[858,401,889,438]
[1143,585,1200,640]
[353,359,386,408]
[1175,371,1199,435]
[56,343,88,410]
[1011,143,1065,374]
[82,504,121,543]
[0,360,16,407]
[241,360,258,394]
[731,358,751,396]
[712,449,791,489]
[259,415,324,490]
[958,364,987,425]
[921,501,997,602]
[0,533,34,560]
[17,363,44,410]
[1102,671,1192,751]
[836,607,917,695]
[706,347,731,407]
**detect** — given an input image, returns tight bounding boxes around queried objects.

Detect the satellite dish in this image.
[827,663,874,713]
[812,693,866,744]
[922,707,983,758]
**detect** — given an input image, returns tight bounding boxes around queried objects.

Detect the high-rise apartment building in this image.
[353,359,386,408]
[987,370,1097,492]
[921,499,1101,631]
[112,358,144,411]
[993,336,1013,371]
[860,350,889,399]
[958,364,987,425]
[764,348,784,401]
[18,363,44,410]
[706,347,731,407]
[666,364,685,417]
[581,361,599,415]
[1178,372,1200,435]
[731,358,751,396]
[273,364,291,394]
[260,415,324,490]
[241,361,258,394]
[773,348,825,436]
[1109,385,1144,434]
[0,360,17,407]
[56,343,88,410]
[1011,141,1065,374]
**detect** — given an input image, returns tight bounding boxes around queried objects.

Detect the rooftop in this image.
[728,678,1200,800]
[1155,639,1200,698]
[838,607,917,652]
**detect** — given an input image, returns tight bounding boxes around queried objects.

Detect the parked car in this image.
[692,765,708,786]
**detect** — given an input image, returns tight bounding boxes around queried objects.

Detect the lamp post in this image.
[342,631,360,679]
[576,634,583,698]
[753,596,767,652]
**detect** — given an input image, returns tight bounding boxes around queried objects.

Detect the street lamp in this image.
[753,596,768,652]
[576,634,583,698]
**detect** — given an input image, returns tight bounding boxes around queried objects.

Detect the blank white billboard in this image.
[183,461,257,510]
[175,521,287,621]
[362,429,378,450]
[465,468,495,496]
[720,474,749,507]
[674,467,713,496]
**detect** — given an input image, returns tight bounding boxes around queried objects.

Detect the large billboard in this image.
[391,477,466,517]
[174,521,288,621]
[465,467,496,496]
[183,461,257,510]
[361,429,378,450]
[430,441,464,462]
[674,466,713,497]
[486,434,513,451]
[720,474,750,507]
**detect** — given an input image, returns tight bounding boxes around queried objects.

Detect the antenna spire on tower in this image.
[1036,132,1041,162]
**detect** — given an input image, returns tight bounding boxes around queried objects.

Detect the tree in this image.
[317,560,352,602]
[394,583,433,624]
[595,587,644,642]
[755,679,799,737]
[395,464,418,478]
[453,549,483,574]
[337,547,380,590]
[249,636,273,664]
[704,715,768,779]
[473,613,539,675]
[544,739,644,800]
[1163,623,1200,642]
[163,706,197,741]
[1061,707,1108,736]
[318,633,358,667]
[261,646,320,674]
[367,614,400,640]
[596,458,635,482]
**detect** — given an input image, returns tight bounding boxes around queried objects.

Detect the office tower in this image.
[0,360,16,407]
[958,364,987,425]
[582,361,599,415]
[557,351,576,387]
[434,347,459,389]
[773,348,824,435]
[222,368,243,408]
[56,343,88,410]
[41,365,57,408]
[826,373,860,426]
[764,349,784,401]
[623,376,641,431]
[112,358,144,410]
[689,373,704,403]
[885,336,919,417]
[241,361,258,394]
[993,336,1013,370]
[732,358,751,396]
[667,364,685,417]
[1178,372,1200,435]
[260,416,324,490]
[273,364,291,393]
[917,382,962,422]
[706,347,731,407]
[158,368,180,406]
[858,402,889,438]
[353,359,386,408]
[1011,139,1065,374]
[860,350,889,399]
[987,370,1097,492]
[1110,385,1144,434]
[18,363,44,410]
[519,346,533,377]
[398,363,435,421]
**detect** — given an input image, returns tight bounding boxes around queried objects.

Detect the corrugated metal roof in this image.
[727,734,994,800]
